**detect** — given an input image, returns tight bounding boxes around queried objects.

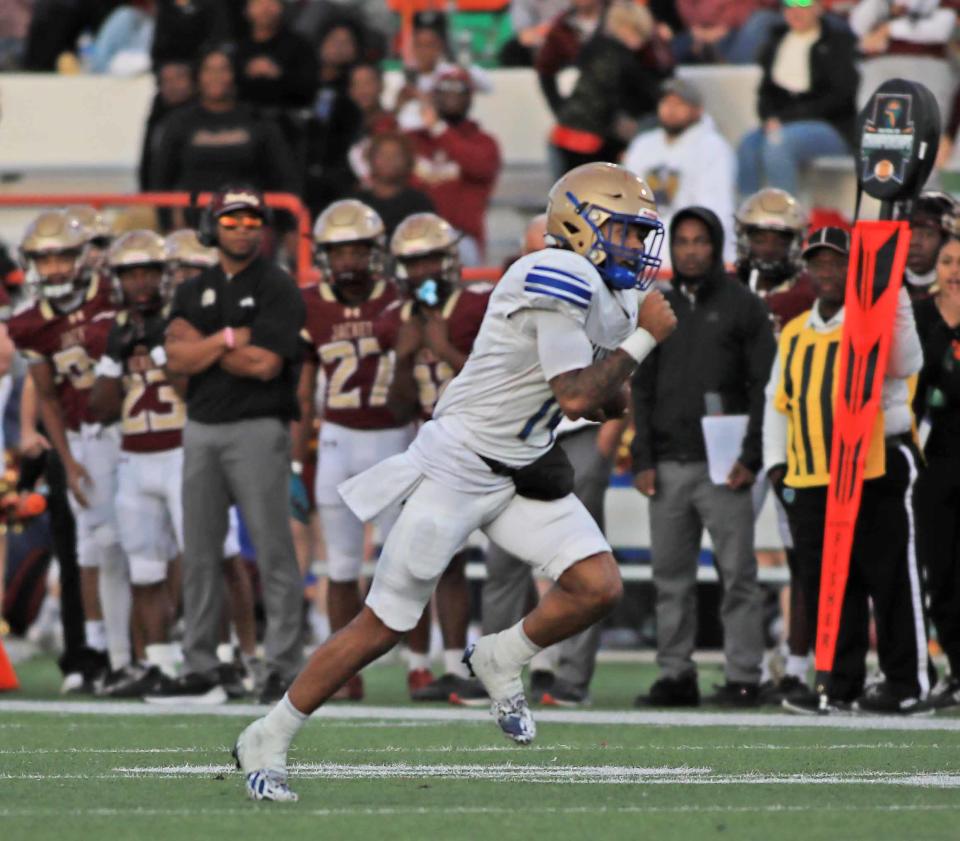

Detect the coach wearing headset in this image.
[150,186,305,706]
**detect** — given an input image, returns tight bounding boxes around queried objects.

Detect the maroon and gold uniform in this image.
[301,279,403,430]
[762,273,816,337]
[8,278,115,430]
[100,311,186,454]
[378,285,491,419]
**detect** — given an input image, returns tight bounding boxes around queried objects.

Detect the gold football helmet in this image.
[20,210,88,300]
[107,230,166,270]
[64,204,112,246]
[545,162,663,289]
[390,213,461,304]
[313,200,386,286]
[108,230,166,313]
[164,229,219,268]
[735,188,808,282]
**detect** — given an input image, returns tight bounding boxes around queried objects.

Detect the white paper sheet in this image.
[701,415,749,485]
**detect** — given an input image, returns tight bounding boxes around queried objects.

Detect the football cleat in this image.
[243,769,299,803]
[491,694,537,745]
[463,641,536,744]
[407,668,434,697]
[232,718,297,802]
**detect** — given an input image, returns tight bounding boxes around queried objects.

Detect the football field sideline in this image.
[3,698,960,731]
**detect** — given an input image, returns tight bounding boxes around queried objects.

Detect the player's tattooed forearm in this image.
[552,349,635,413]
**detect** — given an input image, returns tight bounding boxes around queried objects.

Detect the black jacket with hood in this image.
[630,207,776,474]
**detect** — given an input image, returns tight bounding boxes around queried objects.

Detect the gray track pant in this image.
[481,425,613,690]
[181,417,303,680]
[650,461,763,684]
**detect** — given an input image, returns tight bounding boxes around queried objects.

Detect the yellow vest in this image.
[774,311,886,488]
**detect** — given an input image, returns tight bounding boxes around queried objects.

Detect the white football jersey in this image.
[430,247,639,467]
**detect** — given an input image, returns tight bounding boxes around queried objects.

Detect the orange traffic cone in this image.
[0,632,20,692]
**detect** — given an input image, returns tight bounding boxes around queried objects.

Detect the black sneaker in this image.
[782,692,852,716]
[538,675,589,708]
[258,671,290,705]
[759,675,809,706]
[143,670,227,705]
[635,673,700,708]
[928,676,960,710]
[411,673,488,706]
[99,663,164,698]
[218,663,249,700]
[705,681,760,708]
[853,682,933,716]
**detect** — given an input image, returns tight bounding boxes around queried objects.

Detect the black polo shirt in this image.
[170,255,305,424]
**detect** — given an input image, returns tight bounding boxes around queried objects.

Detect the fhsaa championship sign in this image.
[857,78,940,203]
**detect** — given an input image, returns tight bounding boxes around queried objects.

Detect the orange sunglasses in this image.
[218,215,264,230]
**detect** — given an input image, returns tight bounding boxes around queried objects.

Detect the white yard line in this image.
[6,763,960,788]
[2,699,960,732]
[0,804,958,819]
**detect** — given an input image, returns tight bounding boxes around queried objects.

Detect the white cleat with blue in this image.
[232,718,298,802]
[463,637,537,745]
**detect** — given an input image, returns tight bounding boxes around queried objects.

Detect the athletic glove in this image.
[289,472,310,524]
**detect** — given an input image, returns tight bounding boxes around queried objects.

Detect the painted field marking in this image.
[3,699,960,732]
[0,804,959,819]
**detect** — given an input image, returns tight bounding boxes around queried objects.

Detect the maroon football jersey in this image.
[378,285,490,419]
[9,278,116,431]
[301,280,402,430]
[761,272,817,337]
[103,312,185,453]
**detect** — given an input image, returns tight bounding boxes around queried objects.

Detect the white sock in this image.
[785,655,811,681]
[85,620,106,652]
[529,646,558,675]
[97,545,132,670]
[490,621,541,675]
[406,651,431,672]
[760,658,772,683]
[262,692,308,746]
[145,643,180,678]
[444,649,469,679]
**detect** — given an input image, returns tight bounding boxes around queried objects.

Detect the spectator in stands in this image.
[294,0,387,61]
[88,0,155,75]
[850,0,956,56]
[904,192,957,301]
[406,66,501,266]
[302,16,364,217]
[396,11,492,132]
[671,0,780,64]
[913,232,960,710]
[345,62,399,183]
[499,0,569,66]
[766,227,929,715]
[736,0,858,197]
[349,133,434,238]
[0,0,32,70]
[535,0,605,118]
[234,0,316,110]
[22,0,119,71]
[151,45,298,201]
[631,206,774,708]
[550,1,667,176]
[139,59,195,190]
[622,79,736,268]
[152,0,232,67]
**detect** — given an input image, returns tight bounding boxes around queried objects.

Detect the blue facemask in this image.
[568,191,665,290]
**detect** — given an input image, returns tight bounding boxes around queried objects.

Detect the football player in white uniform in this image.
[233,163,677,802]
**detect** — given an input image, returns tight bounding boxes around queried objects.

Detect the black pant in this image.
[781,439,930,700]
[914,455,960,675]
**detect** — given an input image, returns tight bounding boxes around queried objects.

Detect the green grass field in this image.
[3,656,960,841]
